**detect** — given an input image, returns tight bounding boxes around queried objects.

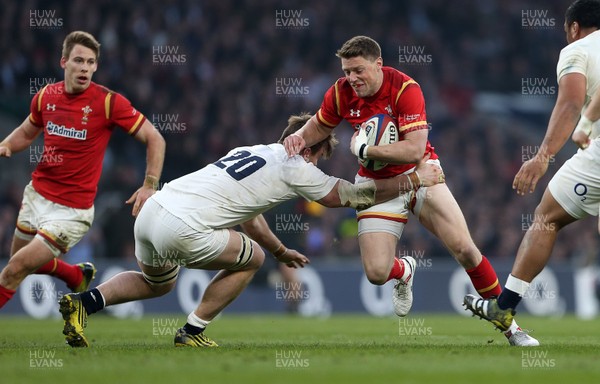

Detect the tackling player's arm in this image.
[318,160,444,210]
[284,115,332,156]
[513,72,586,195]
[125,119,166,216]
[240,214,310,268]
[572,83,600,149]
[0,118,43,157]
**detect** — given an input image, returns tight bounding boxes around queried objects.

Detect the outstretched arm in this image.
[0,118,42,157]
[317,160,444,209]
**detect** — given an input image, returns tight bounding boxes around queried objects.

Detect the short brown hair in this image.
[62,31,101,60]
[278,113,338,159]
[335,36,381,61]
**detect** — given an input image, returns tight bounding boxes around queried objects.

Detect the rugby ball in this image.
[360,114,398,171]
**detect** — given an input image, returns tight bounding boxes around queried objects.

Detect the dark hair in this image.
[566,0,600,28]
[335,36,381,61]
[62,31,101,60]
[278,113,338,159]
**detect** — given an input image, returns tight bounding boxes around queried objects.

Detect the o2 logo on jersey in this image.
[574,183,588,201]
[213,150,266,180]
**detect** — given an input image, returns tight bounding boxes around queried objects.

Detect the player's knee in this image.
[150,280,176,296]
[364,267,389,285]
[1,258,31,286]
[449,241,480,269]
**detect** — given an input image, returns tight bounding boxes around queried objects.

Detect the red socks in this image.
[0,285,16,309]
[386,258,406,282]
[465,256,502,298]
[36,259,83,290]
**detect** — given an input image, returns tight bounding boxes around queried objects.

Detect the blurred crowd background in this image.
[0,0,597,269]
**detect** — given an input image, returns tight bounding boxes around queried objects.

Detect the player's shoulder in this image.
[88,82,117,97]
[383,66,418,88]
[560,31,600,57]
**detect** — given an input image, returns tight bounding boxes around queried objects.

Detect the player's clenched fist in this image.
[283,133,305,156]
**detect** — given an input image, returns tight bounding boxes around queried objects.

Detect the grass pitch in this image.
[0,313,598,384]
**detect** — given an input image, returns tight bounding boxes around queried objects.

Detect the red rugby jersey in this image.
[316,66,437,179]
[28,81,146,209]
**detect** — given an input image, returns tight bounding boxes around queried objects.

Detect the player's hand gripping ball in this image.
[354,114,398,171]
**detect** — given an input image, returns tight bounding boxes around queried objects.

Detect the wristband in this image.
[407,171,422,191]
[358,144,369,160]
[273,243,288,258]
[144,175,159,190]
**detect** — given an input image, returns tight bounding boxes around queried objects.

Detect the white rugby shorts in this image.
[15,182,94,256]
[134,198,229,268]
[548,141,600,219]
[355,159,442,238]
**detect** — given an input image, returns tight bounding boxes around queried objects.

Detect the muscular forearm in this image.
[0,120,41,154]
[240,215,285,255]
[143,131,165,188]
[363,129,427,165]
[299,116,332,147]
[540,100,582,158]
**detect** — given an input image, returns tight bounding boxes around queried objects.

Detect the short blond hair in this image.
[278,113,338,159]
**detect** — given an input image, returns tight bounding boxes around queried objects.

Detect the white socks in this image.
[187,312,210,330]
[505,274,530,296]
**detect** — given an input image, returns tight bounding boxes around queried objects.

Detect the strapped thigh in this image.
[142,265,180,286]
[229,232,254,270]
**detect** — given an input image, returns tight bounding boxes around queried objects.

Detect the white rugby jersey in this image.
[151,143,339,230]
[557,29,600,137]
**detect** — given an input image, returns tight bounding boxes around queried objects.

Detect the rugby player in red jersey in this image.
[0,31,165,309]
[284,35,537,346]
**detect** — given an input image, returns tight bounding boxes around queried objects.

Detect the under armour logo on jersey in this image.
[46,104,56,111]
[350,109,361,117]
